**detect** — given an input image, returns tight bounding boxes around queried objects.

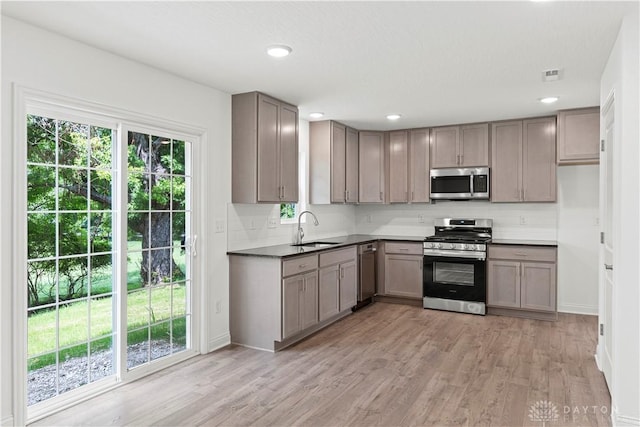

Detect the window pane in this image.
[150,212,171,248]
[58,120,89,168]
[127,249,146,290]
[89,126,113,169]
[90,296,113,339]
[172,212,186,247]
[59,213,88,256]
[151,175,171,210]
[149,249,173,284]
[89,337,113,383]
[28,213,56,259]
[128,212,147,251]
[172,316,187,350]
[58,167,88,211]
[128,172,150,211]
[172,140,186,176]
[127,328,149,369]
[58,300,88,348]
[90,212,112,253]
[27,307,57,357]
[172,282,187,318]
[150,321,172,361]
[27,165,56,211]
[27,353,58,405]
[150,285,171,323]
[27,261,57,308]
[90,254,113,296]
[153,136,172,174]
[90,169,113,211]
[58,256,88,300]
[173,250,186,282]
[127,132,148,172]
[58,343,89,395]
[172,176,186,210]
[127,288,149,331]
[27,115,57,165]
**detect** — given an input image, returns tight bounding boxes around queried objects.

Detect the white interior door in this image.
[599,97,615,388]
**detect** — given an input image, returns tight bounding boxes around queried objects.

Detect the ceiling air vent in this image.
[542,69,563,82]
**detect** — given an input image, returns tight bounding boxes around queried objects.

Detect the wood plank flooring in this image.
[33,303,611,426]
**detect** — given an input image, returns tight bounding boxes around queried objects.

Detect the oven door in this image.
[423,254,486,303]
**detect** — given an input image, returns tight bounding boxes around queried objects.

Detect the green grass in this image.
[27,240,188,371]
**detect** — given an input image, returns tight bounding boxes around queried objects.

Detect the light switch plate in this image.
[268,217,277,228]
[215,219,225,233]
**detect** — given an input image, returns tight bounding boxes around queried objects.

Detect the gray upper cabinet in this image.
[387,129,430,203]
[557,107,600,165]
[310,121,359,204]
[232,91,299,203]
[430,123,489,168]
[358,131,385,203]
[409,128,430,202]
[491,118,556,202]
[388,130,409,203]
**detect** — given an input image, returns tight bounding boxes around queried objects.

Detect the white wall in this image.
[556,165,600,314]
[599,8,640,425]
[1,17,231,425]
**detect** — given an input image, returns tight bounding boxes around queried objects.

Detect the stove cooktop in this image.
[424,235,491,244]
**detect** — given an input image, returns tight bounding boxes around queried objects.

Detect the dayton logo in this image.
[529,400,560,426]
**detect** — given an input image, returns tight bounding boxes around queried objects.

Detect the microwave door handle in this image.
[470,173,474,196]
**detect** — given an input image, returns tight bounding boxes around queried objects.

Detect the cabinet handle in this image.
[299,263,307,268]
[604,264,613,271]
[379,191,383,201]
[419,260,422,270]
[340,268,344,279]
[399,248,409,251]
[514,252,528,256]
[411,191,415,201]
[460,154,463,165]
[345,190,349,201]
[522,187,526,201]
[517,265,521,277]
[456,154,460,165]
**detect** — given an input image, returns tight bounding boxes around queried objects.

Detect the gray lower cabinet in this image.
[380,242,423,298]
[487,245,557,318]
[318,247,358,319]
[282,271,318,339]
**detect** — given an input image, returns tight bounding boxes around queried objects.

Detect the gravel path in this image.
[28,340,186,406]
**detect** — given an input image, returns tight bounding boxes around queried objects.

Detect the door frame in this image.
[13,85,207,425]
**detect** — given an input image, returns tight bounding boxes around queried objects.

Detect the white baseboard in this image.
[1,416,14,426]
[594,352,602,371]
[558,303,598,315]
[208,332,230,353]
[613,406,640,426]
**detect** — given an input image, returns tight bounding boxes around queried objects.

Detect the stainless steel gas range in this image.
[423,218,492,315]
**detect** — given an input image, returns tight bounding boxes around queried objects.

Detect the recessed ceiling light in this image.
[539,96,559,104]
[309,112,324,119]
[267,45,292,58]
[386,114,401,120]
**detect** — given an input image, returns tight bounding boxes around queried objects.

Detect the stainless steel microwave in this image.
[430,167,490,200]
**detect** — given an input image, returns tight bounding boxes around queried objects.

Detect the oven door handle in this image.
[423,250,486,260]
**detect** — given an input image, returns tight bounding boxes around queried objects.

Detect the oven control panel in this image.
[423,242,486,251]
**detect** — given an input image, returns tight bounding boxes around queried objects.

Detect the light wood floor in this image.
[34,303,611,426]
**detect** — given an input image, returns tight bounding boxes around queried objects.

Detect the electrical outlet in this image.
[418,214,425,224]
[215,300,222,314]
[595,217,600,226]
[248,219,256,230]
[268,217,277,228]
[215,219,225,233]
[365,214,372,223]
[519,216,527,225]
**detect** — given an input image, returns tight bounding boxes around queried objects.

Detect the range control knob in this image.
[424,242,433,249]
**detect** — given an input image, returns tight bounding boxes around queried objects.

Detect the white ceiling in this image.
[2,1,636,130]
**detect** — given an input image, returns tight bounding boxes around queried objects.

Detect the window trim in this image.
[13,85,208,424]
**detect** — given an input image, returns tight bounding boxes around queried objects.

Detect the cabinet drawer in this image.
[319,246,357,268]
[385,242,423,255]
[283,255,318,277]
[488,245,556,262]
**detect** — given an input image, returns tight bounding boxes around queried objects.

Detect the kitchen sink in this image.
[291,241,340,248]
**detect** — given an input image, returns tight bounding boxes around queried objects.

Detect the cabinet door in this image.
[282,275,301,338]
[491,121,523,202]
[521,262,556,312]
[345,127,359,203]
[523,117,556,202]
[358,131,385,203]
[279,103,299,202]
[319,266,340,321]
[339,260,358,311]
[301,272,319,330]
[459,123,489,167]
[330,122,346,203]
[257,94,281,202]
[384,255,423,298]
[487,260,521,308]
[557,107,600,165]
[430,126,459,168]
[409,128,430,202]
[389,131,409,202]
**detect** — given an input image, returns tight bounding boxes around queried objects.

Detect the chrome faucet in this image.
[297,210,319,245]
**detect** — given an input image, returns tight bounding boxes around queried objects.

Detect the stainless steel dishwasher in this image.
[355,242,377,310]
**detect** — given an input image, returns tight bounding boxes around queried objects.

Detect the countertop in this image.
[227,234,425,258]
[490,239,558,247]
